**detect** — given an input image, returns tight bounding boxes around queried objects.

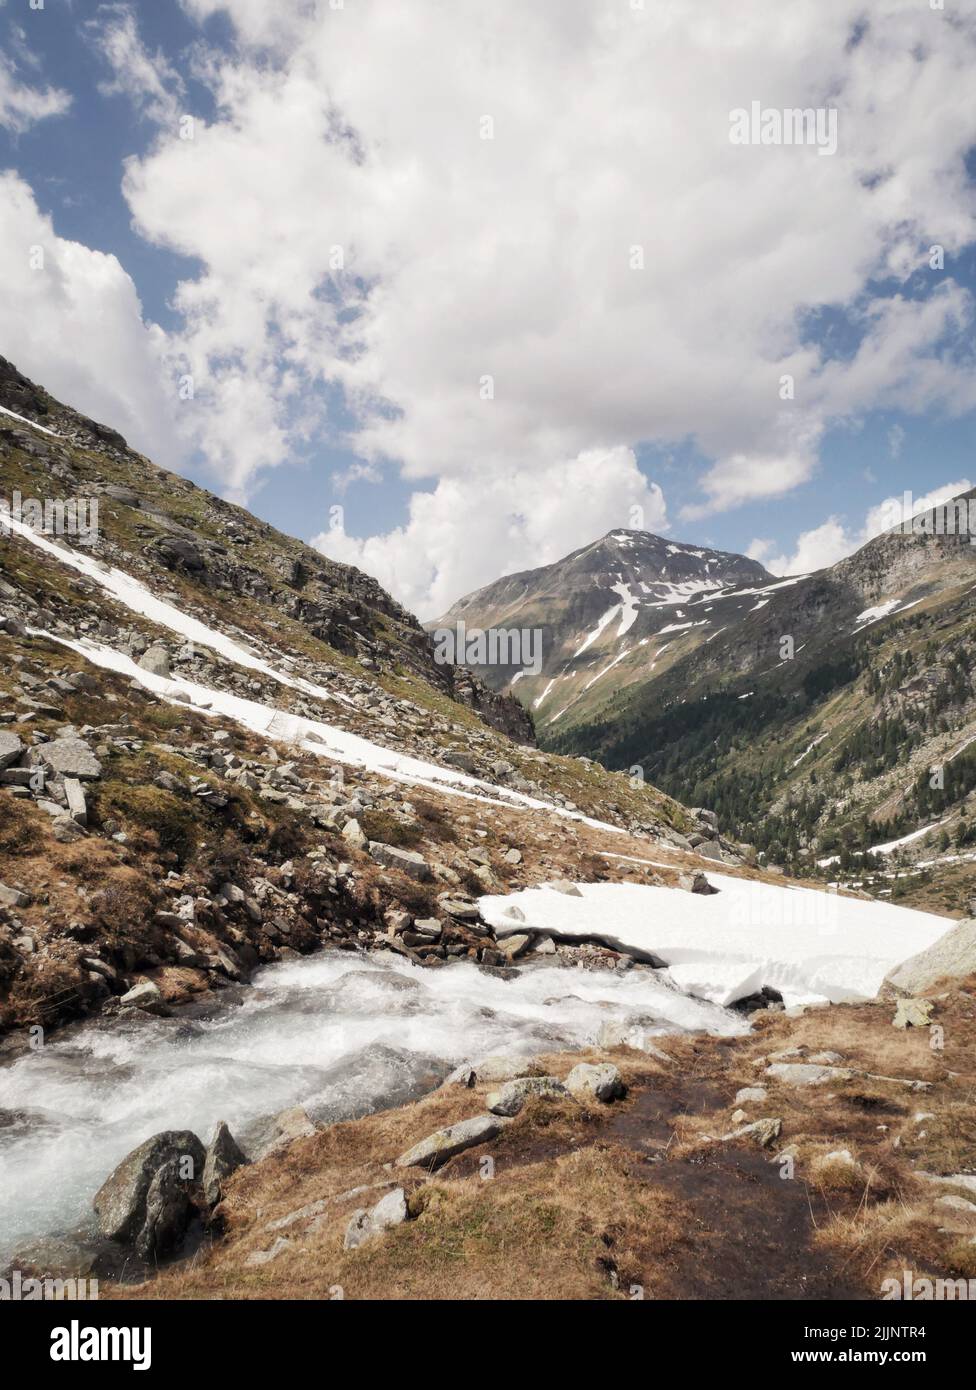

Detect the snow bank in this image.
[479,876,953,1007]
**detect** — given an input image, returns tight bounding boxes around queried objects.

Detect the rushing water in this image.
[0,947,744,1263]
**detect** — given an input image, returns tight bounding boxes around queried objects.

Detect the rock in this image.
[0,730,23,772]
[696,841,724,862]
[138,645,172,678]
[443,751,477,774]
[565,1062,625,1103]
[884,918,976,996]
[245,1237,293,1267]
[893,998,935,1030]
[368,841,432,881]
[496,932,531,960]
[719,1117,782,1148]
[202,1121,248,1207]
[246,1106,317,1161]
[343,1187,409,1249]
[807,1050,845,1065]
[765,1063,853,1087]
[9,1235,151,1284]
[395,1113,511,1169]
[678,871,718,895]
[63,777,87,826]
[39,737,102,780]
[341,818,367,850]
[487,1076,569,1117]
[734,1086,768,1105]
[503,848,523,865]
[823,1148,857,1168]
[93,1130,205,1256]
[934,1195,976,1215]
[0,882,30,909]
[119,980,162,1012]
[543,879,582,897]
[471,1053,543,1083]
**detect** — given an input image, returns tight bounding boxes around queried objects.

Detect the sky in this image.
[1,0,975,621]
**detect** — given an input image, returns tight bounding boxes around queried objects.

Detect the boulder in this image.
[893,998,935,1030]
[343,1187,408,1249]
[0,882,30,909]
[765,1062,852,1087]
[395,1113,511,1170]
[734,1086,768,1105]
[39,738,102,781]
[118,980,162,1012]
[341,818,367,850]
[884,919,976,996]
[565,1062,625,1103]
[719,1117,782,1148]
[202,1121,248,1207]
[93,1130,205,1256]
[678,871,718,895]
[245,1107,317,1161]
[543,880,582,897]
[487,1076,569,1117]
[63,777,87,826]
[368,842,432,881]
[0,731,23,772]
[138,645,172,678]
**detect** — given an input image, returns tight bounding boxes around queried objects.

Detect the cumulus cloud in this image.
[0,172,179,464]
[100,0,976,613]
[312,447,667,621]
[759,477,973,576]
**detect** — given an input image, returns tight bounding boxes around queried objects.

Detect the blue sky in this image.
[2,0,975,616]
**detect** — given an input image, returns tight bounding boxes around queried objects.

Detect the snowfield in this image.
[479,875,953,1007]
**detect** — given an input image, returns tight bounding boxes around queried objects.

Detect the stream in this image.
[0,946,745,1265]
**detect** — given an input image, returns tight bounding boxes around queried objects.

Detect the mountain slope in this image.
[430,530,774,729]
[0,356,724,1035]
[543,501,976,910]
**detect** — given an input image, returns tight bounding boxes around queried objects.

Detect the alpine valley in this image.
[436,507,976,915]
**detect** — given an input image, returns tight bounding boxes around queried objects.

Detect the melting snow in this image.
[480,877,952,1008]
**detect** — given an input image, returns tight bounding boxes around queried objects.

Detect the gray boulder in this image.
[884,919,976,996]
[39,738,102,780]
[93,1130,205,1258]
[0,731,23,772]
[368,842,432,881]
[202,1121,248,1206]
[487,1076,569,1117]
[395,1113,511,1170]
[138,645,172,678]
[343,1187,409,1249]
[565,1062,625,1103]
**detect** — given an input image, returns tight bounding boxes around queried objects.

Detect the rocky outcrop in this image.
[884,919,976,996]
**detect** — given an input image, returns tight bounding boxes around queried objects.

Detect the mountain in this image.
[2,359,971,1307]
[0,355,723,1036]
[431,529,774,728]
[446,508,976,912]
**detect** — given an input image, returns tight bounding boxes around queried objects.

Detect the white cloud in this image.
[0,51,70,133]
[102,0,976,614]
[313,447,667,621]
[89,4,185,127]
[765,477,973,576]
[0,172,179,465]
